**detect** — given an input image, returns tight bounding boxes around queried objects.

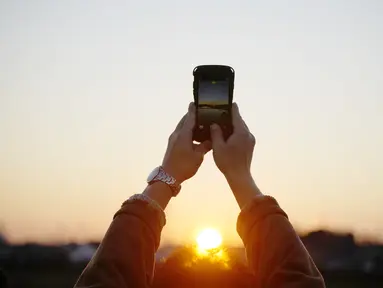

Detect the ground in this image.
[2,267,383,288]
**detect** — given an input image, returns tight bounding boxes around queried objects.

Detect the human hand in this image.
[210,103,256,182]
[162,103,212,183]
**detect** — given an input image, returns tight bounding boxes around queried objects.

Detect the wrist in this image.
[143,181,173,210]
[162,163,180,183]
[224,170,253,186]
[147,166,182,196]
[224,171,263,209]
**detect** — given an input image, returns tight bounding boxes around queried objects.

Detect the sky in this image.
[1,0,382,246]
[199,80,229,105]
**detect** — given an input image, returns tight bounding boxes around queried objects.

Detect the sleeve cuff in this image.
[237,195,288,243]
[114,195,166,250]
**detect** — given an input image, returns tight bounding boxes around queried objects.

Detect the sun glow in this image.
[196,228,222,251]
[179,228,230,269]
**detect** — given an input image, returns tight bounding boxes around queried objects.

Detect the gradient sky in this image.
[1,0,383,246]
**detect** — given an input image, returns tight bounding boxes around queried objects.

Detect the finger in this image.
[232,103,248,132]
[210,124,224,148]
[193,141,212,154]
[179,103,196,143]
[182,102,196,132]
[174,114,187,133]
[243,121,249,131]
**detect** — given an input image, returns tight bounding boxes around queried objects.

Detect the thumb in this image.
[210,124,224,148]
[194,141,212,155]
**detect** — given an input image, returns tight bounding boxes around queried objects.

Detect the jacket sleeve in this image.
[74,198,166,288]
[237,196,326,288]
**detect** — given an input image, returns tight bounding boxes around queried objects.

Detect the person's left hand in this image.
[162,103,211,183]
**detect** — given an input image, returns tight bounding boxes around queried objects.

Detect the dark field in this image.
[2,231,383,287]
[2,267,383,288]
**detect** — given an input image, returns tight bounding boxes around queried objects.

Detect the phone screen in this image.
[197,80,230,128]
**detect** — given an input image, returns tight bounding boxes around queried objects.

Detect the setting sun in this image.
[196,228,222,250]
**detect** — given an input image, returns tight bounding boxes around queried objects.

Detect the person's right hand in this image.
[210,103,256,182]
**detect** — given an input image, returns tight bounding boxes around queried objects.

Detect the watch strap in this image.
[148,166,181,196]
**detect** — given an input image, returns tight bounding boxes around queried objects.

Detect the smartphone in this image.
[193,65,235,142]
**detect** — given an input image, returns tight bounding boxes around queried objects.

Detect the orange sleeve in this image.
[74,199,165,288]
[237,196,326,288]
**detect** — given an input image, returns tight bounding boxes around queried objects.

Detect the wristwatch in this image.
[147,166,181,196]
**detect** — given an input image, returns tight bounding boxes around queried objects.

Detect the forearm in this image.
[74,198,165,288]
[237,197,325,288]
[143,181,173,210]
[225,172,263,209]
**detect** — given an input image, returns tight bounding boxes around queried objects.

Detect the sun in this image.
[196,228,222,250]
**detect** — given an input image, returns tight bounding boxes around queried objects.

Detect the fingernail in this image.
[211,124,218,130]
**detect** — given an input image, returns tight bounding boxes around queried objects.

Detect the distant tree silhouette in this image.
[301,230,358,268]
[153,245,254,288]
[0,269,7,288]
[0,227,9,247]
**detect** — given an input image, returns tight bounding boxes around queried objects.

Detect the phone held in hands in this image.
[192,65,235,143]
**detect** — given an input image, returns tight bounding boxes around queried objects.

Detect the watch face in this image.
[147,166,160,182]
